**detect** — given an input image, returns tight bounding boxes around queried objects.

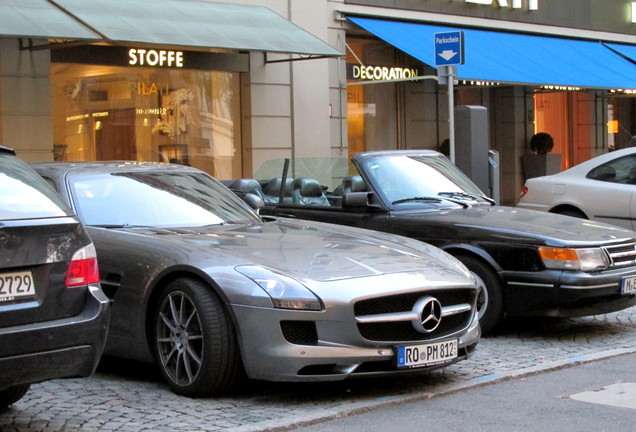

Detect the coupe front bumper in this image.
[231,304,480,382]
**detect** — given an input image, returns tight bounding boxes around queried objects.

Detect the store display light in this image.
[607,120,618,134]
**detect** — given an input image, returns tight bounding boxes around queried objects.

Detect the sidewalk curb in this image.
[237,345,636,432]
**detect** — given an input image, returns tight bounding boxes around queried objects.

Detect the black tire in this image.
[0,384,30,412]
[153,278,244,397]
[456,255,503,335]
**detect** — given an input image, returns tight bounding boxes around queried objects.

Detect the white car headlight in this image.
[538,246,609,271]
[236,265,322,311]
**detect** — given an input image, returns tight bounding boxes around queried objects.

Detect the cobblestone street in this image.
[2,307,635,432]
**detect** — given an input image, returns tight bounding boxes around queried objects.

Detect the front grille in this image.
[604,242,636,268]
[354,289,476,342]
[354,290,473,315]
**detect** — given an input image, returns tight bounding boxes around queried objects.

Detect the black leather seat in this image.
[341,175,366,194]
[263,177,293,203]
[291,178,330,206]
[229,178,264,197]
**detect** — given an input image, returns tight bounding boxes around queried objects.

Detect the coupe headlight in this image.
[538,246,609,271]
[236,265,322,311]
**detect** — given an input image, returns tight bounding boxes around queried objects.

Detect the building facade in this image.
[0,0,339,181]
[334,0,636,204]
[1,0,636,205]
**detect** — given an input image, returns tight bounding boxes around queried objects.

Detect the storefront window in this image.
[534,91,569,169]
[608,95,636,151]
[346,37,398,160]
[534,90,600,170]
[51,64,241,179]
[346,37,444,158]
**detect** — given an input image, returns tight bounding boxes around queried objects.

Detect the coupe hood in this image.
[131,218,470,283]
[417,205,635,246]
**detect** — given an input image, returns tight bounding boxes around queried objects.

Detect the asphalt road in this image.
[0,307,635,432]
[292,352,636,432]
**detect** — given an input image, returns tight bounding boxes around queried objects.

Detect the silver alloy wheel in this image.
[156,291,204,387]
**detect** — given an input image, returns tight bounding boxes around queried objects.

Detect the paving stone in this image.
[0,307,635,431]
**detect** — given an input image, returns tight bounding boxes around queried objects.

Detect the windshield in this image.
[70,170,261,227]
[253,157,351,191]
[362,154,490,207]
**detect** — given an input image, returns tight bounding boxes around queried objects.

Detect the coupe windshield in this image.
[363,154,490,206]
[70,170,261,227]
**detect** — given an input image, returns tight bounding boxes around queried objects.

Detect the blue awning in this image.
[348,17,636,90]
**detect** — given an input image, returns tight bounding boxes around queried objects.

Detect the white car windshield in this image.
[70,171,261,228]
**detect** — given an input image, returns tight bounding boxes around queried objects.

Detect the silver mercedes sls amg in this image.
[32,161,481,397]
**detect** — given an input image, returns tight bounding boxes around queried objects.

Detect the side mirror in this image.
[341,192,370,208]
[243,192,264,211]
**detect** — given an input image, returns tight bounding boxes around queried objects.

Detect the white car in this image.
[518,147,636,230]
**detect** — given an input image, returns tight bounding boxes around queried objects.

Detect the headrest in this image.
[264,177,293,195]
[293,178,323,197]
[230,178,262,193]
[342,175,366,193]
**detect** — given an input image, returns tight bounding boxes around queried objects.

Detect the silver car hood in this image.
[130,218,469,283]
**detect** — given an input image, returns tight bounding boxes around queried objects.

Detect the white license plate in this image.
[621,275,636,294]
[0,271,36,302]
[396,339,458,368]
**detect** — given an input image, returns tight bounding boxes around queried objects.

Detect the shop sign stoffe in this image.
[51,46,249,72]
[129,49,184,67]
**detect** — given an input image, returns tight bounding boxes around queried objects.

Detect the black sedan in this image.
[0,146,109,411]
[230,150,636,334]
[32,161,481,397]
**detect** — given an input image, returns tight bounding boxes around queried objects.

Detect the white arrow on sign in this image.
[438,50,458,61]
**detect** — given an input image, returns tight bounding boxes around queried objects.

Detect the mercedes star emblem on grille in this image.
[412,296,443,333]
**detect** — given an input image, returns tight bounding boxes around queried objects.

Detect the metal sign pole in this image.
[447,67,456,163]
[434,31,463,164]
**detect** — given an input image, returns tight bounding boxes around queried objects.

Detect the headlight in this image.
[236,265,322,311]
[538,246,609,271]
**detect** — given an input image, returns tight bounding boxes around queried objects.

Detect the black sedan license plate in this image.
[0,271,35,302]
[396,339,458,368]
[622,275,636,295]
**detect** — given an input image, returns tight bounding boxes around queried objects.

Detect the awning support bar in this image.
[264,52,339,64]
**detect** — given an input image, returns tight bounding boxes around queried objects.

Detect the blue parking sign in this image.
[435,31,464,66]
